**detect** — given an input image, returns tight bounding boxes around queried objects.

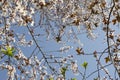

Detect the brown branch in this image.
[26,25,57,74]
[106,0,115,57]
[106,0,120,78]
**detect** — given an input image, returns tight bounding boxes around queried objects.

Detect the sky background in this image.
[0,0,120,79]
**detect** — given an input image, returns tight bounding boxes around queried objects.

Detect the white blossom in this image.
[71,62,79,75]
[60,46,72,52]
[6,65,16,80]
[56,76,64,80]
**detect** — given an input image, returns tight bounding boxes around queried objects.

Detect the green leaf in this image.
[94,77,99,80]
[1,48,6,53]
[49,78,54,80]
[60,67,67,78]
[71,78,77,80]
[1,46,15,57]
[81,61,88,69]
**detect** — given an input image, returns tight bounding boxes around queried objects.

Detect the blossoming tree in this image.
[0,0,120,80]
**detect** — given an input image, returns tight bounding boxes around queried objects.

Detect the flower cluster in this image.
[0,64,16,80]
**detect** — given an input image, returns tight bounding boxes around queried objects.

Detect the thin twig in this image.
[86,63,112,79]
[27,25,57,74]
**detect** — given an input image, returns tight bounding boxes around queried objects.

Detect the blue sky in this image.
[0,0,120,79]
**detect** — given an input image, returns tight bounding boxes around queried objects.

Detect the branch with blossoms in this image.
[0,0,120,80]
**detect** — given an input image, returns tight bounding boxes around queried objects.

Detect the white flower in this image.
[71,62,79,75]
[48,75,54,79]
[18,34,27,46]
[31,21,34,26]
[6,65,12,70]
[109,39,115,46]
[60,46,71,52]
[40,0,46,5]
[6,65,16,79]
[61,57,67,63]
[34,56,40,65]
[87,30,97,39]
[0,28,3,35]
[30,8,35,14]
[42,66,47,70]
[17,49,27,60]
[56,76,64,80]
